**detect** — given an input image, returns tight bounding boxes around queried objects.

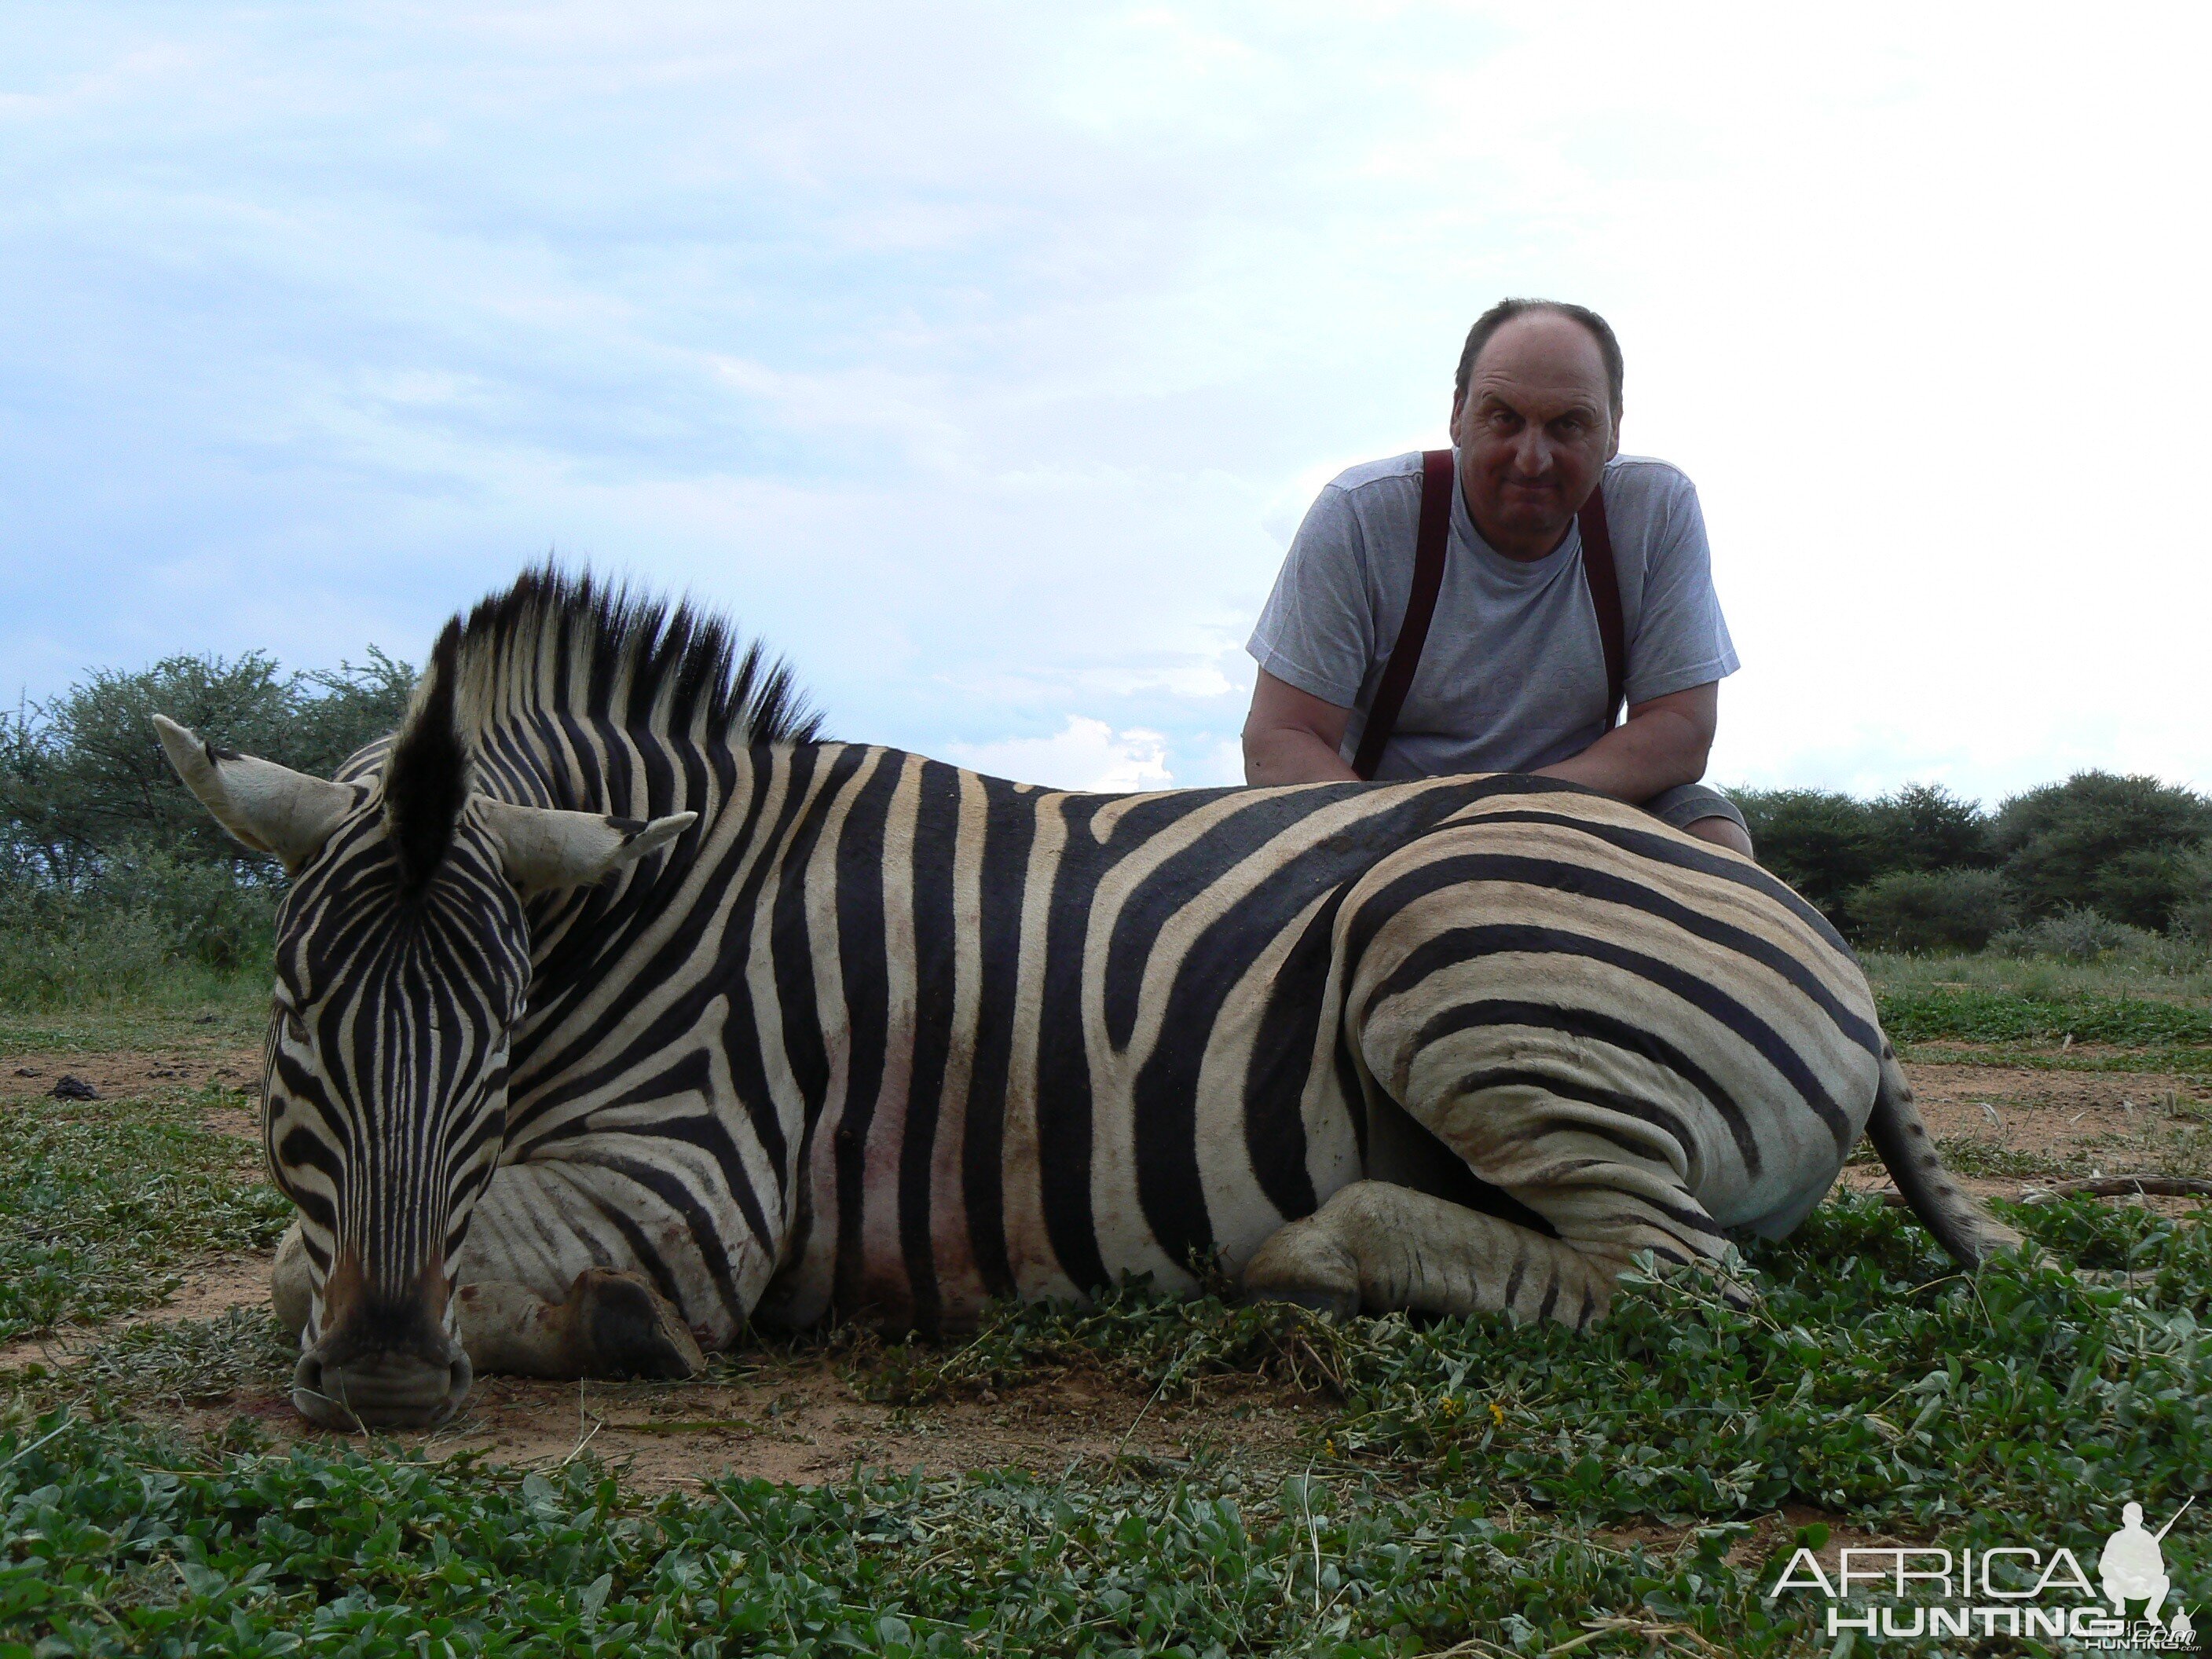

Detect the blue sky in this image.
[5,4,2208,801]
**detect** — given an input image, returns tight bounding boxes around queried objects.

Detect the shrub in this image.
[1865,782,1994,873]
[1723,789,1883,917]
[1992,771,2212,928]
[1990,906,2158,962]
[2170,844,2212,943]
[1847,868,2016,953]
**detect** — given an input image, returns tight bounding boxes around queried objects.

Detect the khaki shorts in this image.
[1639,782,1746,834]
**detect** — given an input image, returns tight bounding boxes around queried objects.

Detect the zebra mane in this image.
[382,566,822,880]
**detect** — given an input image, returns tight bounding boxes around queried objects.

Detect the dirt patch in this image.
[0,1251,276,1373]
[1835,1061,2210,1217]
[176,1357,1324,1491]
[0,1046,262,1106]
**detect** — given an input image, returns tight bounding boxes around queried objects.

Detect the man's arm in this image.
[1243,669,1357,785]
[1533,681,1716,800]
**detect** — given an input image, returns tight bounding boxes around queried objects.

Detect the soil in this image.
[1836,1061,2210,1216]
[189,1357,1323,1492]
[0,1044,263,1110]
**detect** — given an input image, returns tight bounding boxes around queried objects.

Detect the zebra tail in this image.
[1864,1049,2027,1265]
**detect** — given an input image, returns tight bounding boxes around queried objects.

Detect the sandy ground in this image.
[4,1047,2204,1489]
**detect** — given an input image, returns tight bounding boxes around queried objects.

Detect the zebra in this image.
[155,569,2018,1428]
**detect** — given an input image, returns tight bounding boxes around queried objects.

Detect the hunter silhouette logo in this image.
[2102,1498,2191,1631]
[1770,1495,2201,1649]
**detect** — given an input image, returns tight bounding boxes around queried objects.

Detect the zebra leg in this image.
[273,1218,312,1339]
[449,1155,763,1379]
[452,1272,705,1381]
[1243,1181,1633,1329]
[272,1213,704,1379]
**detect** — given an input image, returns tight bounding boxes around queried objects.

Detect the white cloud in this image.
[947,717,1174,791]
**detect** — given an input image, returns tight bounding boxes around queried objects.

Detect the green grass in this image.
[0,1086,289,1342]
[1873,985,2212,1048]
[0,1414,1796,1659]
[0,991,267,1057]
[4,1195,2207,1656]
[1862,947,2212,1007]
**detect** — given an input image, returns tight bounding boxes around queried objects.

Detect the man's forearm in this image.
[1243,725,1360,786]
[1533,707,1709,803]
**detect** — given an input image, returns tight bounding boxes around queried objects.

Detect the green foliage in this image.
[1725,787,1884,917]
[1848,868,2015,954]
[0,648,408,1007]
[0,1415,1800,1659]
[0,1087,290,1342]
[1991,906,2159,964]
[2172,843,2212,942]
[20,1198,2188,1654]
[861,1199,2211,1539]
[0,648,412,881]
[1993,771,2212,929]
[1865,781,1995,874]
[1727,782,1995,925]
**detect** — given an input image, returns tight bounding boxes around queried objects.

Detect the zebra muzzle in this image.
[295,1251,474,1429]
[292,1344,474,1430]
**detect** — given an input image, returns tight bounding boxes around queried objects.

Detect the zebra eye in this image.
[281,1006,309,1045]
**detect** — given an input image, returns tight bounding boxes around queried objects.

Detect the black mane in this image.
[452,565,822,747]
[377,567,822,881]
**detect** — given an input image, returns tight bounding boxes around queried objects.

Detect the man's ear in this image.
[153,715,357,872]
[1606,401,1623,462]
[475,797,698,891]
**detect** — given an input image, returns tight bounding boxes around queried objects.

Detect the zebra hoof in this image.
[569,1269,707,1379]
[1241,1218,1361,1320]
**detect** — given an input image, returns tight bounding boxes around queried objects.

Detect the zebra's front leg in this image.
[269,1216,705,1380]
[453,1273,704,1380]
[1243,1181,1633,1330]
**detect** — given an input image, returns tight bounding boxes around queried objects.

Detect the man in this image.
[1241,298,1752,855]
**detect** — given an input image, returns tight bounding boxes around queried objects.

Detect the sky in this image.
[4,3,2208,803]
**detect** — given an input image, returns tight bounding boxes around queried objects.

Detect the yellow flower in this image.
[1489,1401,1506,1428]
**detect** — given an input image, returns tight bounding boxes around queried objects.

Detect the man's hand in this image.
[1243,670,1358,785]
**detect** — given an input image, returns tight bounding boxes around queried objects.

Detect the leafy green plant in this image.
[1874,983,2212,1046]
[1848,868,2015,953]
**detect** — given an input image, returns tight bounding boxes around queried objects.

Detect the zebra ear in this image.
[476,797,698,892]
[153,715,357,872]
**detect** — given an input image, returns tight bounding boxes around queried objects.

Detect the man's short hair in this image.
[1454,298,1624,420]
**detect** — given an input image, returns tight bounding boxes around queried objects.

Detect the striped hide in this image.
[158,569,2016,1426]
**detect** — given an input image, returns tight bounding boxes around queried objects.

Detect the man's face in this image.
[1450,311,1619,560]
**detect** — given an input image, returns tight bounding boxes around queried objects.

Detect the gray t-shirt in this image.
[1247,450,1739,781]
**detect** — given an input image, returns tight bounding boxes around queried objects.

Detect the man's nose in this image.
[1511,428,1554,475]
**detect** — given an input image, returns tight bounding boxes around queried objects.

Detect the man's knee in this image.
[1684,814,1754,857]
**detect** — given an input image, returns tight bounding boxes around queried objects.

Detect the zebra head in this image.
[155,628,693,1428]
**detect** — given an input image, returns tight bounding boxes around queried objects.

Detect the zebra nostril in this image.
[293,1352,325,1401]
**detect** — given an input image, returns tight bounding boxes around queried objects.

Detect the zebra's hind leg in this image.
[1243,1181,1634,1329]
[453,1272,705,1381]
